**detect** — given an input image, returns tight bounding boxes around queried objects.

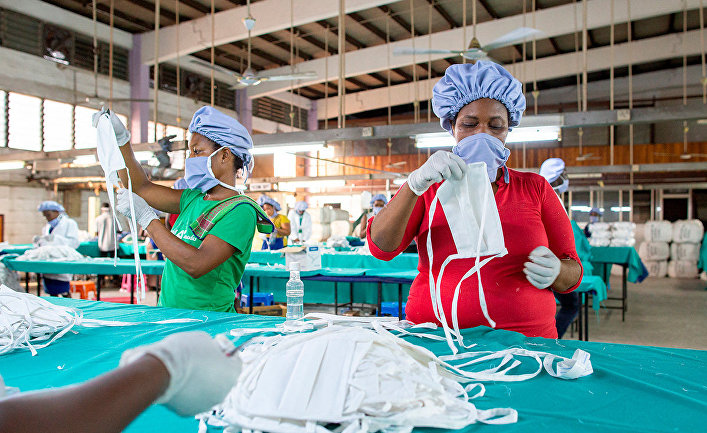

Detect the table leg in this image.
[577,293,584,341]
[130,275,135,305]
[584,293,589,341]
[350,283,354,309]
[398,283,403,320]
[622,265,627,321]
[249,276,254,314]
[377,281,382,317]
[24,272,29,293]
[96,276,102,301]
[37,274,41,297]
[334,282,339,315]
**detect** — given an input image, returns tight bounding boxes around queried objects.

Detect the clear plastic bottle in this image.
[286,262,304,321]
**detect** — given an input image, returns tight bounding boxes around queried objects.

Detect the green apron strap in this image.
[190,195,274,240]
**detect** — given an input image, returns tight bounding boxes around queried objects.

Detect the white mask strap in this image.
[207,147,246,193]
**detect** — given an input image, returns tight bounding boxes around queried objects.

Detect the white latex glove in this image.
[406,151,468,195]
[119,331,242,417]
[116,188,158,230]
[34,234,54,247]
[524,246,562,289]
[91,107,131,146]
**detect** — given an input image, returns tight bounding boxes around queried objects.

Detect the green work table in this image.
[0,298,704,433]
[249,250,419,270]
[590,246,648,322]
[77,241,147,258]
[0,244,34,256]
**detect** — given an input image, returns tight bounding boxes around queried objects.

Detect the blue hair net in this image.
[172,178,189,190]
[370,194,388,207]
[432,61,525,133]
[539,158,565,183]
[37,201,65,212]
[590,207,603,216]
[294,201,308,212]
[189,106,253,168]
[258,195,281,212]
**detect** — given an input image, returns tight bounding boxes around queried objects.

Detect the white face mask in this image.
[427,161,507,354]
[95,113,145,301]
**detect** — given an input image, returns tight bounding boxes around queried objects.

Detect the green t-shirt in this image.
[159,188,256,312]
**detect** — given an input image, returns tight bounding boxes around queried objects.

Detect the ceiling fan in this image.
[393,27,544,63]
[191,0,316,89]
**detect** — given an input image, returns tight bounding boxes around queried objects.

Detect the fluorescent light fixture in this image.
[599,207,605,213]
[570,205,593,212]
[250,142,326,155]
[0,160,26,170]
[134,151,154,162]
[611,206,631,212]
[278,179,346,192]
[414,132,455,149]
[506,126,560,143]
[71,155,97,167]
[393,177,407,185]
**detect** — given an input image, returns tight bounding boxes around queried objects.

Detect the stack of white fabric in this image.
[668,220,704,279]
[587,222,612,247]
[16,245,84,262]
[609,222,636,247]
[639,221,673,277]
[310,207,332,242]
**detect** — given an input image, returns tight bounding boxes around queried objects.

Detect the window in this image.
[147,121,166,143]
[0,91,6,147]
[74,105,98,149]
[273,152,296,178]
[43,100,73,151]
[165,124,186,142]
[8,92,41,150]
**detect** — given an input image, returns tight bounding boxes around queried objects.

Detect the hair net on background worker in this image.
[370,194,388,207]
[188,106,254,172]
[590,207,603,216]
[432,61,526,133]
[258,196,281,212]
[172,178,189,190]
[540,158,569,194]
[37,201,65,213]
[294,201,308,212]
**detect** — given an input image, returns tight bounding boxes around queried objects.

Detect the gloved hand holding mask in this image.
[116,188,158,230]
[523,246,562,289]
[119,331,242,416]
[91,108,131,147]
[406,151,468,196]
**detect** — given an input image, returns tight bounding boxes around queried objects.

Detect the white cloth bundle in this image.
[644,221,673,242]
[643,260,668,277]
[0,262,21,292]
[330,220,351,238]
[326,236,350,249]
[670,242,701,262]
[199,315,592,433]
[638,241,670,261]
[611,222,636,232]
[667,260,699,279]
[672,220,705,244]
[610,238,635,247]
[0,286,200,356]
[588,222,611,233]
[589,237,611,247]
[16,245,85,262]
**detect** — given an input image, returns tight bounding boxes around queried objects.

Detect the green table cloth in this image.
[3,258,165,276]
[77,241,147,258]
[0,244,33,256]
[590,246,648,284]
[699,233,707,271]
[0,298,704,433]
[249,251,419,270]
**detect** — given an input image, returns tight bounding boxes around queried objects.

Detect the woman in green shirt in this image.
[103,106,272,312]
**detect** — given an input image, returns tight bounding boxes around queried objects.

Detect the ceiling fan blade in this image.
[258,71,317,82]
[189,58,240,77]
[482,27,545,52]
[688,153,707,158]
[393,47,461,56]
[229,83,250,90]
[461,50,489,61]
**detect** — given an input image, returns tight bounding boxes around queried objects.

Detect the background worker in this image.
[34,201,80,296]
[288,200,312,244]
[259,196,290,250]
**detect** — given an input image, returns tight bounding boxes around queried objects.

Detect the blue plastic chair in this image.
[380,301,406,319]
[240,292,274,307]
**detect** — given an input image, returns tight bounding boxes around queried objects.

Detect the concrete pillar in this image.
[129,34,149,143]
[307,100,318,131]
[236,89,253,133]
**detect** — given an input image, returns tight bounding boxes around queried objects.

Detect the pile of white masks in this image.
[16,245,85,262]
[0,286,199,356]
[94,112,146,302]
[198,314,593,433]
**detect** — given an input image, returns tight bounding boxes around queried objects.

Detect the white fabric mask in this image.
[94,113,146,302]
[427,161,507,354]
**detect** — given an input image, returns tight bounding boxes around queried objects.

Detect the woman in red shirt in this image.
[368,61,582,339]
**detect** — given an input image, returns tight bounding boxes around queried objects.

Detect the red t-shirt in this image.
[367,168,582,339]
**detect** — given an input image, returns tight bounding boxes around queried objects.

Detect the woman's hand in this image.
[524,246,582,292]
[116,189,159,230]
[406,151,467,195]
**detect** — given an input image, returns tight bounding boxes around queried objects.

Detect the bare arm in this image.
[277,222,291,237]
[117,144,182,214]
[369,184,419,252]
[0,355,169,433]
[144,220,236,279]
[552,259,582,293]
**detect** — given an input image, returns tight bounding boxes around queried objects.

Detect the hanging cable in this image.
[289,0,295,128]
[522,0,527,95]
[324,24,330,130]
[386,14,392,126]
[609,0,615,165]
[532,0,538,115]
[427,1,432,123]
[338,0,346,129]
[410,0,419,123]
[700,0,706,103]
[109,0,114,111]
[463,0,467,64]
[153,0,160,142]
[92,0,98,99]
[627,0,634,220]
[682,0,689,156]
[175,0,181,128]
[210,0,215,107]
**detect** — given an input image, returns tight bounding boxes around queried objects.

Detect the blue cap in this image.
[172,178,189,190]
[590,207,603,216]
[37,201,65,212]
[294,201,308,212]
[370,194,388,207]
[189,106,253,167]
[432,61,525,133]
[539,158,565,183]
[258,195,281,212]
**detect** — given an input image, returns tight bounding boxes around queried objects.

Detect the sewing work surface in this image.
[0,298,704,432]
